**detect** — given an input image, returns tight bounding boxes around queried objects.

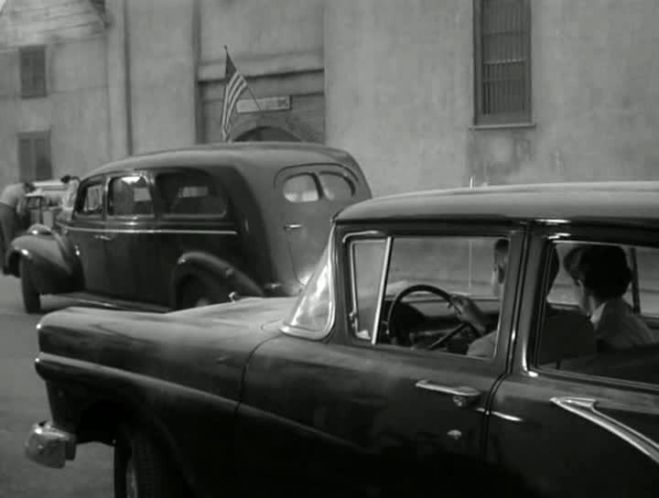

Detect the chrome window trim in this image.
[344,232,388,341]
[64,226,238,236]
[372,237,392,345]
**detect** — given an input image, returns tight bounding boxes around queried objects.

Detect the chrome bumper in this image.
[25,421,76,468]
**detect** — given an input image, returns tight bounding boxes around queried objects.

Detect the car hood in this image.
[36,297,297,401]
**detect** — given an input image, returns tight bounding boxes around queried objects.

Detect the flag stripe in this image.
[220,52,248,141]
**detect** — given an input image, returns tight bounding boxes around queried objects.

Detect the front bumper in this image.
[25,421,76,468]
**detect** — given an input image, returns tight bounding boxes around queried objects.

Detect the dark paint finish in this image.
[29,182,659,497]
[8,142,370,310]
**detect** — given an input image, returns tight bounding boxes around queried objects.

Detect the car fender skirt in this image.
[172,252,264,300]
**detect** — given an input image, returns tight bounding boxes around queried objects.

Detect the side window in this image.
[350,235,509,358]
[108,175,153,216]
[155,171,228,217]
[75,181,104,217]
[282,173,320,203]
[536,241,659,385]
[319,173,354,201]
[349,239,388,340]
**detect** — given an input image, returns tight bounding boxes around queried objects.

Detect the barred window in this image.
[474,0,531,125]
[20,46,47,98]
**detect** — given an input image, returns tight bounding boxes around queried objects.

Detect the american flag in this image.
[220,50,248,142]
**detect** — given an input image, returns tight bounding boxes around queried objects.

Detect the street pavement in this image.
[0,275,113,498]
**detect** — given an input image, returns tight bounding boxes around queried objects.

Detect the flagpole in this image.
[224,45,261,112]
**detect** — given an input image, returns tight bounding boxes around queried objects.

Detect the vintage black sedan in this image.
[5,142,370,312]
[25,182,659,497]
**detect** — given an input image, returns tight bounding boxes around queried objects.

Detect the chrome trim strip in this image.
[341,230,386,244]
[551,396,659,465]
[64,226,238,236]
[415,379,481,398]
[372,236,392,345]
[475,407,525,423]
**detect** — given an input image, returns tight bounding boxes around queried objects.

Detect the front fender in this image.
[171,251,264,306]
[8,226,81,294]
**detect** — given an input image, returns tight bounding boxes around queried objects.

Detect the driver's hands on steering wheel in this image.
[450,295,489,336]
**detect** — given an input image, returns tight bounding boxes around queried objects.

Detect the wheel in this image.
[178,277,230,309]
[386,283,477,347]
[114,425,187,498]
[20,258,41,314]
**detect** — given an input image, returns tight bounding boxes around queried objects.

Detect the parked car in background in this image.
[21,178,72,228]
[5,142,371,313]
[24,182,659,497]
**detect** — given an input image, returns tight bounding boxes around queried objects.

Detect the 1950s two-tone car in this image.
[25,182,659,497]
[5,142,370,313]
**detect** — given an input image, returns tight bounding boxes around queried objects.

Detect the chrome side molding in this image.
[415,380,482,408]
[551,396,659,465]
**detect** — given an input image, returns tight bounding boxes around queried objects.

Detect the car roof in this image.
[337,181,659,226]
[84,142,358,180]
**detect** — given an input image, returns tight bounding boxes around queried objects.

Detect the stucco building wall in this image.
[0,0,108,185]
[325,0,659,196]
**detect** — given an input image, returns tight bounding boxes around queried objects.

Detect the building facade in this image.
[2,0,659,196]
[325,0,659,194]
[0,0,108,186]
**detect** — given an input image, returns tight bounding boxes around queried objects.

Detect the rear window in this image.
[282,174,320,203]
[155,171,228,217]
[319,173,354,201]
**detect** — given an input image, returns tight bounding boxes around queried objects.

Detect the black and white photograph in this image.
[0,1,658,497]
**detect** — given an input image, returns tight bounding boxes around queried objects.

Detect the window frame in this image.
[107,173,155,219]
[154,168,231,220]
[20,45,47,99]
[342,223,523,363]
[473,0,532,125]
[526,226,659,390]
[74,177,106,219]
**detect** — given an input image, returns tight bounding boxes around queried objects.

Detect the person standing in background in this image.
[0,181,35,267]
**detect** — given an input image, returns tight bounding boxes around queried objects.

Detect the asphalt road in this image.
[0,275,113,498]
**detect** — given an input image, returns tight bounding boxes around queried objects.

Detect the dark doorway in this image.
[235,126,300,142]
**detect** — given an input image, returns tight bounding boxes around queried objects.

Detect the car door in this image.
[104,172,158,302]
[151,167,241,304]
[234,225,524,496]
[489,227,659,498]
[66,176,109,294]
[275,165,370,284]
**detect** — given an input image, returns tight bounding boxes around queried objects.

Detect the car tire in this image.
[20,258,41,314]
[114,424,187,498]
[178,277,230,309]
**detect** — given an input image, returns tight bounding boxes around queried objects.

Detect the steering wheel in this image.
[386,284,477,348]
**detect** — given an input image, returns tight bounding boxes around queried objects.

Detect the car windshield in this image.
[282,235,335,338]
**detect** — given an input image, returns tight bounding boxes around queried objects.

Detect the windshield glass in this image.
[282,234,335,338]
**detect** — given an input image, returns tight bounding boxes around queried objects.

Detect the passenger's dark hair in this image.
[547,245,560,287]
[493,238,509,284]
[564,244,631,300]
[60,175,71,183]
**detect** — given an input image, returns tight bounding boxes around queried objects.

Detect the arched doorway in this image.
[234,126,301,142]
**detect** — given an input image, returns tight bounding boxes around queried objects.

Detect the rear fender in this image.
[8,225,81,294]
[170,251,264,307]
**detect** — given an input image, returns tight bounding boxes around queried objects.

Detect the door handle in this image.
[551,396,659,465]
[283,223,302,231]
[415,379,482,408]
[94,234,114,242]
